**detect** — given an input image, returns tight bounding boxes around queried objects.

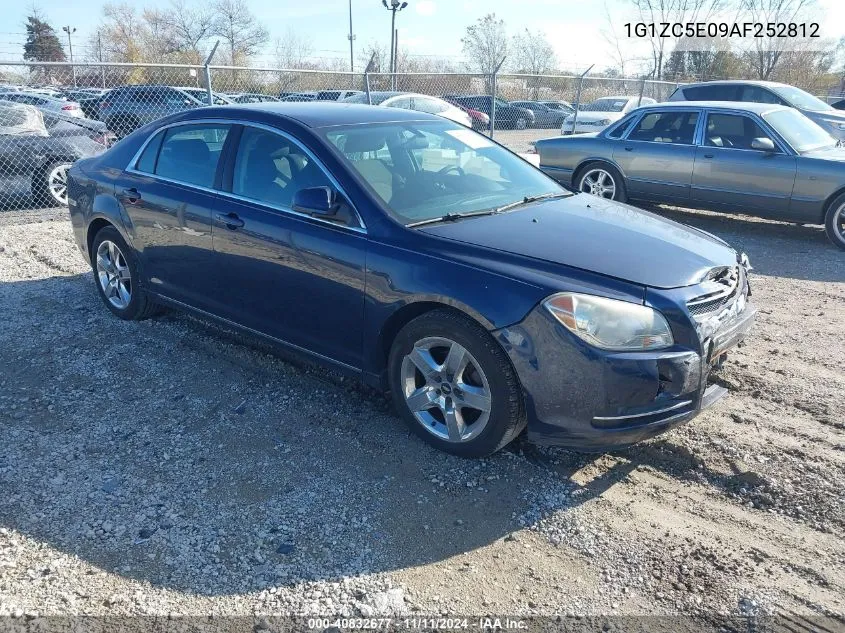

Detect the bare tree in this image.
[274,28,314,69]
[461,13,508,77]
[740,0,816,80]
[165,0,215,59]
[511,29,556,99]
[600,2,629,77]
[211,0,268,66]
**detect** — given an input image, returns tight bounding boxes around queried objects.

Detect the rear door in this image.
[209,124,367,369]
[613,109,699,202]
[690,110,797,217]
[114,122,232,309]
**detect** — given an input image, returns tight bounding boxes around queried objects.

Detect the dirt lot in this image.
[0,205,843,627]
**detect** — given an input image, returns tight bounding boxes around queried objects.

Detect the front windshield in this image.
[324,121,567,225]
[770,85,832,112]
[763,108,837,152]
[582,98,628,112]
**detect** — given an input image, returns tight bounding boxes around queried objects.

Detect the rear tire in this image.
[91,226,160,320]
[388,309,526,458]
[31,160,72,207]
[823,193,845,250]
[515,117,528,130]
[575,162,627,203]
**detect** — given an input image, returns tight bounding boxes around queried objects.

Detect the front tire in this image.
[515,117,528,130]
[91,226,159,320]
[823,193,845,250]
[388,310,525,458]
[32,161,72,207]
[576,162,627,203]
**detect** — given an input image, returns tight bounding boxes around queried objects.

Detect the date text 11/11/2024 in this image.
[307,617,529,630]
[623,21,820,39]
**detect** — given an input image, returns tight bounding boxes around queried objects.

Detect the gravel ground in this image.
[0,205,843,627]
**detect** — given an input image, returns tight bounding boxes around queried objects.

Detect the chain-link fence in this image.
[0,59,685,209]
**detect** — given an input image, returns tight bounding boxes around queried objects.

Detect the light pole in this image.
[381,0,407,90]
[62,26,76,86]
[348,0,356,74]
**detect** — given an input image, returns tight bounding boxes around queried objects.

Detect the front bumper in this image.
[495,301,756,451]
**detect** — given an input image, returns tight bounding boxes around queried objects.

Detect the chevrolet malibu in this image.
[67,103,755,457]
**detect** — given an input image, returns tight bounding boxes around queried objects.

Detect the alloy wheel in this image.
[516,117,527,130]
[835,202,845,243]
[580,168,616,199]
[96,240,132,309]
[47,163,71,206]
[400,337,492,443]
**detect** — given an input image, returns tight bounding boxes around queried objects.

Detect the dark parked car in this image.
[832,99,845,111]
[540,100,575,115]
[536,101,845,250]
[97,85,203,137]
[0,101,107,206]
[443,95,535,129]
[67,102,755,457]
[511,101,569,128]
[669,80,845,142]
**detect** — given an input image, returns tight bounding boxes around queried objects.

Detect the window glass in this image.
[763,108,836,152]
[769,85,833,111]
[325,121,566,225]
[739,86,783,105]
[628,111,698,144]
[154,124,229,187]
[413,97,448,114]
[605,114,635,139]
[684,85,739,101]
[704,113,771,150]
[387,97,411,109]
[232,126,332,208]
[135,130,165,173]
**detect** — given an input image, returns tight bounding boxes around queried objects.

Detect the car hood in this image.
[418,195,737,289]
[802,146,845,161]
[569,111,623,122]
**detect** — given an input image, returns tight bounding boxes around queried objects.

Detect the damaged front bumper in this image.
[494,289,755,452]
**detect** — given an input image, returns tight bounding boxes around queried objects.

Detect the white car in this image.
[562,96,656,134]
[0,91,84,118]
[342,91,472,128]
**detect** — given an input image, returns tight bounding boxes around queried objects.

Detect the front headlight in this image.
[543,292,674,351]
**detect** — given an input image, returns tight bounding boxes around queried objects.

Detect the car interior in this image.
[704,114,773,150]
[628,111,698,144]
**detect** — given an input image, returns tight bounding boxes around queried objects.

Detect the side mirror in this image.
[751,137,776,152]
[292,186,338,217]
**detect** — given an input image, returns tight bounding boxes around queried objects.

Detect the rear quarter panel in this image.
[535,135,619,186]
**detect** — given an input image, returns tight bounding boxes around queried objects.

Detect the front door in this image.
[691,111,797,217]
[210,124,367,370]
[613,109,699,202]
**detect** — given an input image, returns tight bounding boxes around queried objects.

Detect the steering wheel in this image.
[437,165,465,177]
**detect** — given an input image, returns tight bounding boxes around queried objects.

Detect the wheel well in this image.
[378,302,476,372]
[86,218,113,261]
[823,186,845,217]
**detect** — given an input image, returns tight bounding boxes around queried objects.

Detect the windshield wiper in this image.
[406,209,501,228]
[494,191,571,213]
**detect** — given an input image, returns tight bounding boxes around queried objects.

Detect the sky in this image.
[3,0,845,74]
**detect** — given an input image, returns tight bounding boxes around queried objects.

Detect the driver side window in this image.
[704,113,773,150]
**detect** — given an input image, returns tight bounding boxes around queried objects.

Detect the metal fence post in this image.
[489,57,506,140]
[204,41,220,106]
[570,64,594,135]
[637,75,647,106]
[365,72,372,104]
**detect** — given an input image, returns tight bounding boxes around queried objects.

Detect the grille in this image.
[687,266,743,318]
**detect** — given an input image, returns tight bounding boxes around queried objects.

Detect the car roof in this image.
[196,102,443,128]
[634,100,792,114]
[678,79,789,89]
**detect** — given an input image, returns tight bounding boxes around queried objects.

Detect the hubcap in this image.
[400,337,492,443]
[835,203,845,242]
[516,118,527,129]
[47,164,71,205]
[96,240,132,309]
[580,168,616,199]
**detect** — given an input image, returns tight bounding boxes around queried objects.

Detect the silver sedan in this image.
[0,91,83,118]
[536,101,845,250]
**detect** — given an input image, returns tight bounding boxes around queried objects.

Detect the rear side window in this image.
[628,111,699,144]
[683,85,739,101]
[413,97,448,114]
[738,86,784,105]
[135,130,165,173]
[154,124,230,188]
[605,115,634,139]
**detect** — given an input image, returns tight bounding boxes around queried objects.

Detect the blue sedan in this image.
[66,103,755,457]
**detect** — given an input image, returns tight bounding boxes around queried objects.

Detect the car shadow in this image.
[639,203,844,283]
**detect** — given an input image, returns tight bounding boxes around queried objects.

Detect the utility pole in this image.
[382,0,407,91]
[347,0,355,73]
[62,26,77,87]
[97,30,105,89]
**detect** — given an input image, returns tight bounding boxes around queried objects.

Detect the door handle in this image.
[624,146,634,151]
[121,187,141,203]
[215,212,244,229]
[703,153,714,159]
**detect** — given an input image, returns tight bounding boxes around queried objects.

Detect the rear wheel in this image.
[515,117,528,130]
[576,162,627,203]
[388,310,525,458]
[32,161,72,207]
[91,226,159,320]
[823,193,845,250]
